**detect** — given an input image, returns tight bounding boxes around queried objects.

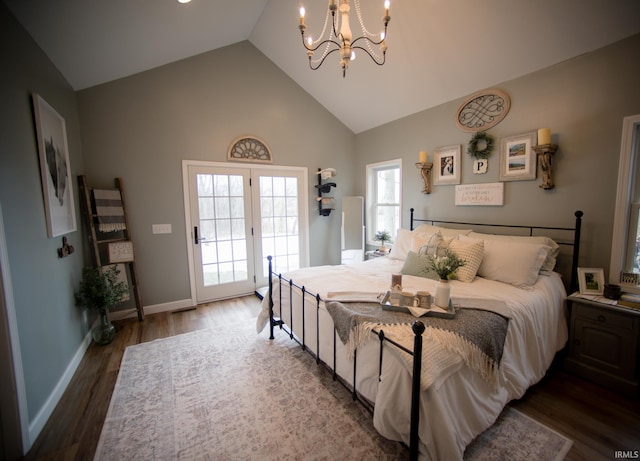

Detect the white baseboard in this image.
[108,298,194,320]
[28,329,92,445]
[28,298,193,445]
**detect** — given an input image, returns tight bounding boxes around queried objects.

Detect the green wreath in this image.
[467,131,494,159]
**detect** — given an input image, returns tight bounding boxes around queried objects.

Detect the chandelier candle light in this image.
[299,0,391,77]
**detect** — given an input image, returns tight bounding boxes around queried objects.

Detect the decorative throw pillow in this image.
[448,238,484,283]
[388,228,412,260]
[411,231,439,253]
[400,251,438,280]
[417,233,453,258]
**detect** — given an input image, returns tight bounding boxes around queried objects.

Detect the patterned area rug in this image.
[94,321,572,461]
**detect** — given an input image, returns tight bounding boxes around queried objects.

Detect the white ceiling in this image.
[5,0,640,133]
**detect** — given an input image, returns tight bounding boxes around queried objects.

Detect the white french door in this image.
[184,162,308,304]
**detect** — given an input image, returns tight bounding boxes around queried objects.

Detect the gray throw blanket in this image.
[326,301,509,388]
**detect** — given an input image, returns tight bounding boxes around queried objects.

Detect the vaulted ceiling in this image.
[5,0,640,133]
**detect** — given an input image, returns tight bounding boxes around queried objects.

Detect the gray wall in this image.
[355,33,640,276]
[76,41,356,306]
[0,3,87,435]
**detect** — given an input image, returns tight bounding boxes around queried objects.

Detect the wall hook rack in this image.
[316,168,336,215]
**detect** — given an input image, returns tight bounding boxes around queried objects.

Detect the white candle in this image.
[538,128,551,145]
[299,7,305,26]
[419,151,428,163]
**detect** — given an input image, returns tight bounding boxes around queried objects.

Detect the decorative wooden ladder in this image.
[78,175,144,321]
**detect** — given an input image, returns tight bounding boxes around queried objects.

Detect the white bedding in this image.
[256,257,568,461]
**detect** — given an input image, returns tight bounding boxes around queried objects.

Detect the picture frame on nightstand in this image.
[577,267,605,295]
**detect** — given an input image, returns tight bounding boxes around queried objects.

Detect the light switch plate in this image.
[152,224,172,234]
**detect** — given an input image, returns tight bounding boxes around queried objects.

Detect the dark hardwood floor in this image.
[21,295,640,461]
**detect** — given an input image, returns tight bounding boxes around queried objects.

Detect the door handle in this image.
[194,226,199,244]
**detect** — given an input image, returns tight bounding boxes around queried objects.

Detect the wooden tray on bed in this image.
[380,291,456,319]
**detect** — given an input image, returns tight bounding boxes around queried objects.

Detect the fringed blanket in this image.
[325,301,509,390]
[93,189,127,232]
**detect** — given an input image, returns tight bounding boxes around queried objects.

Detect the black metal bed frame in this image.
[266,209,583,461]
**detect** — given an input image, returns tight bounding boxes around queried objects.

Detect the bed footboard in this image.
[266,256,424,461]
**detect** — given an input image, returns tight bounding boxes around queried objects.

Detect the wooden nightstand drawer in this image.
[565,296,640,398]
[571,317,635,379]
[574,303,635,330]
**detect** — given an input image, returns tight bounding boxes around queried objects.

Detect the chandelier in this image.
[298,0,391,78]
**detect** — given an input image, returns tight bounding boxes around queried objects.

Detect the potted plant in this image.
[374,230,392,252]
[425,249,466,307]
[76,265,129,345]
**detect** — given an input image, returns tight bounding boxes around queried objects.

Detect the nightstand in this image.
[564,295,640,398]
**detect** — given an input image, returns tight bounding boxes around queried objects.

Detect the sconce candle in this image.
[538,128,551,145]
[419,151,428,163]
[533,144,558,190]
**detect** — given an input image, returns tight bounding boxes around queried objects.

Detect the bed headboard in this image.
[409,209,583,293]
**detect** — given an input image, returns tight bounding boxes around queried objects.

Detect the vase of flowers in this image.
[426,249,466,308]
[374,230,392,252]
[76,265,129,346]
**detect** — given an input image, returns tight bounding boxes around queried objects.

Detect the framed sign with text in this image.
[455,183,504,206]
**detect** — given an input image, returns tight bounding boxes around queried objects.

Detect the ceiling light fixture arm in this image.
[299,0,390,78]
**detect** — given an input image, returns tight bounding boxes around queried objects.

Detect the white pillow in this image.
[467,232,559,275]
[413,224,472,238]
[461,235,550,288]
[388,228,412,260]
[448,238,484,283]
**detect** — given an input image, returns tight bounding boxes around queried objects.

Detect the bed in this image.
[256,209,583,461]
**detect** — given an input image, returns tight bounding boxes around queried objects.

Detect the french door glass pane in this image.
[197,173,248,286]
[260,176,299,276]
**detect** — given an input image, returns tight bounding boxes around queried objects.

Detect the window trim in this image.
[610,114,640,292]
[365,158,402,245]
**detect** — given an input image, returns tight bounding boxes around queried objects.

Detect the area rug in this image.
[94,321,572,461]
[464,406,572,461]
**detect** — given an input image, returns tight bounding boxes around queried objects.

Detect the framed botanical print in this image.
[32,94,77,237]
[499,131,537,181]
[433,144,461,186]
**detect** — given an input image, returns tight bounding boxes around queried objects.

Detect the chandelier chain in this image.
[353,0,383,61]
[311,8,337,66]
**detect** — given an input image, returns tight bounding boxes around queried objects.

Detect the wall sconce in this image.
[415,151,433,194]
[533,128,557,190]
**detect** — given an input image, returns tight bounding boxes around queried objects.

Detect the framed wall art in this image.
[32,94,77,238]
[433,144,461,186]
[577,267,605,296]
[499,131,537,181]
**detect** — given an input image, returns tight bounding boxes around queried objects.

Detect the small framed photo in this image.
[499,131,537,181]
[32,94,77,238]
[433,144,461,185]
[578,267,605,295]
